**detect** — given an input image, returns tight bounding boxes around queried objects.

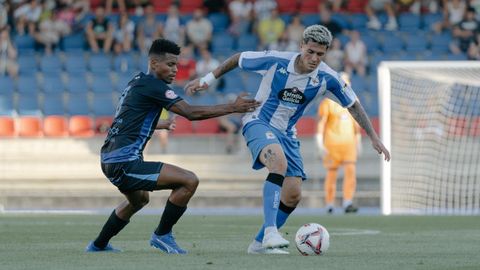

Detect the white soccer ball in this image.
[295,223,330,256]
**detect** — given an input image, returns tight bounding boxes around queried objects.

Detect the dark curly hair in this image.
[148,39,181,57]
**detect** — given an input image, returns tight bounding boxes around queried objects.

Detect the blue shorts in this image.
[101,159,163,192]
[242,120,306,180]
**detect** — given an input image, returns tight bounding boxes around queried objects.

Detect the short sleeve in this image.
[239,51,280,74]
[324,73,357,108]
[140,78,183,109]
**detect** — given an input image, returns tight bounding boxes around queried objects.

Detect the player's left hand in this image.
[184,78,208,96]
[232,93,261,113]
[372,139,390,161]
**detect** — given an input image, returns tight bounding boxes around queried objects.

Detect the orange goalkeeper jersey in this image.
[318,99,357,146]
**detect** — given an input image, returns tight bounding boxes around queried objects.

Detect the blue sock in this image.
[255,201,296,242]
[262,173,284,229]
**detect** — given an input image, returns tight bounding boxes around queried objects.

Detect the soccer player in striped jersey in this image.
[186,25,390,254]
[85,39,259,254]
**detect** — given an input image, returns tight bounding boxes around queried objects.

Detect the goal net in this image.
[378,61,480,215]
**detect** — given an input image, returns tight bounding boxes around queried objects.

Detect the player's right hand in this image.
[232,93,261,113]
[184,78,208,96]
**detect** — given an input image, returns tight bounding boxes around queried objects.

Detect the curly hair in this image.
[302,25,333,48]
[148,38,181,57]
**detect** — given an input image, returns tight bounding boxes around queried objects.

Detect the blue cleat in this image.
[150,232,187,254]
[85,241,121,253]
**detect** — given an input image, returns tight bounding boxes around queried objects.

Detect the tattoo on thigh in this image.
[263,149,277,167]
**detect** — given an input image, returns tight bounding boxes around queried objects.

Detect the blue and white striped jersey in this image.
[239,50,357,138]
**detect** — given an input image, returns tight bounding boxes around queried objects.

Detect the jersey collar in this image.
[287,53,320,80]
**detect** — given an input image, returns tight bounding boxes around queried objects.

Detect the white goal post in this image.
[378,61,480,215]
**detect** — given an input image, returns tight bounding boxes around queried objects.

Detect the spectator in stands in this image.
[136,4,163,55]
[344,31,367,77]
[186,8,213,53]
[268,31,297,51]
[0,2,9,29]
[85,6,114,53]
[14,0,42,35]
[285,14,305,45]
[366,0,398,31]
[324,38,344,72]
[56,0,89,32]
[253,0,277,21]
[112,12,135,54]
[228,0,252,37]
[174,45,196,87]
[318,7,344,37]
[257,9,285,49]
[433,0,467,33]
[219,93,245,154]
[163,5,184,46]
[467,32,480,59]
[33,7,71,54]
[195,48,220,92]
[450,6,479,54]
[0,26,19,78]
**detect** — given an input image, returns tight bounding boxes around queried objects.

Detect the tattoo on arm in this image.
[213,53,240,78]
[348,101,378,140]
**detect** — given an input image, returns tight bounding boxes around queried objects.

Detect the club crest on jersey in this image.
[310,77,319,87]
[278,87,306,104]
[265,131,276,139]
[277,67,288,75]
[165,89,178,99]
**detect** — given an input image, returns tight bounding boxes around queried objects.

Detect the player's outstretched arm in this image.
[184,53,241,95]
[169,93,260,121]
[347,100,390,161]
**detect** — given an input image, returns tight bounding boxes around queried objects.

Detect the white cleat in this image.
[262,227,289,249]
[247,240,289,255]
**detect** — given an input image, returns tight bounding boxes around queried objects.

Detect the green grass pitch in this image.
[1,213,479,270]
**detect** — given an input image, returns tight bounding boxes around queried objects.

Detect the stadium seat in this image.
[277,0,297,14]
[179,0,203,13]
[350,74,368,93]
[40,54,63,75]
[17,95,41,116]
[211,34,235,57]
[171,116,194,136]
[14,35,35,52]
[43,115,68,137]
[207,13,229,32]
[17,55,38,75]
[331,14,350,29]
[91,75,115,93]
[398,13,421,31]
[94,116,113,135]
[381,35,404,54]
[18,116,42,137]
[65,54,88,75]
[405,34,427,54]
[0,93,15,116]
[299,0,319,13]
[349,14,368,30]
[113,53,138,73]
[42,74,65,94]
[361,34,379,54]
[0,116,15,137]
[17,75,39,94]
[67,93,90,115]
[222,71,246,94]
[92,93,115,117]
[69,115,95,137]
[66,75,89,93]
[43,95,65,116]
[0,76,16,93]
[301,14,319,26]
[194,118,219,135]
[422,13,443,31]
[243,72,262,93]
[296,117,316,137]
[89,54,112,74]
[236,34,258,51]
[61,33,86,52]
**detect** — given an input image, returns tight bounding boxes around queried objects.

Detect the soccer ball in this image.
[295,223,330,256]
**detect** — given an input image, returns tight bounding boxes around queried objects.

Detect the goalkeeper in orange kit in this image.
[316,73,361,214]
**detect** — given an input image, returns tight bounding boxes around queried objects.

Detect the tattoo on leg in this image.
[263,149,277,168]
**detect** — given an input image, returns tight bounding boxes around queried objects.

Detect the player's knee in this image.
[269,160,288,175]
[184,170,199,193]
[132,194,149,210]
[284,190,302,206]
